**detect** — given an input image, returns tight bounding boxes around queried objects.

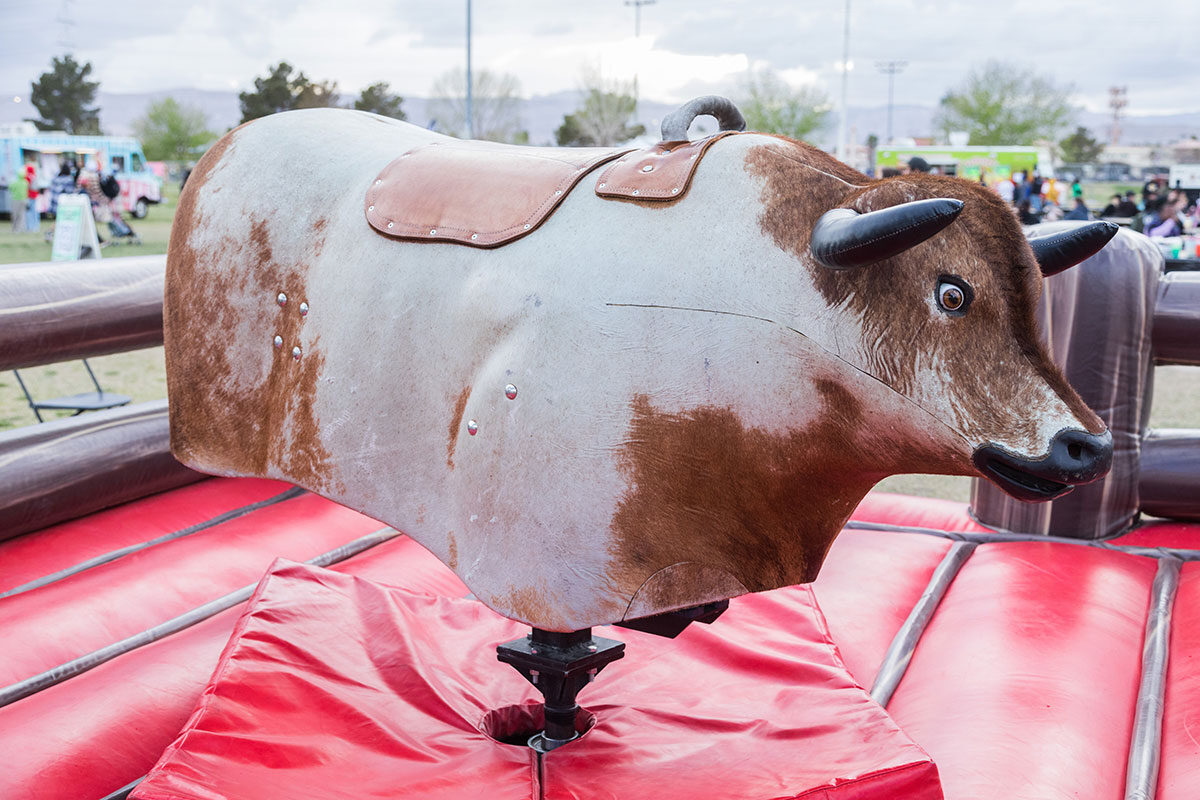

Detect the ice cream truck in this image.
[0,123,163,218]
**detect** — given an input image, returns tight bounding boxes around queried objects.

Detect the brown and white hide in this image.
[166,109,1105,631]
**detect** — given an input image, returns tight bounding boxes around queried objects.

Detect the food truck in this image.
[0,123,162,218]
[875,145,1053,184]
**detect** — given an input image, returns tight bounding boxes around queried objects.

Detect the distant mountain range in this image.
[2,87,1198,148]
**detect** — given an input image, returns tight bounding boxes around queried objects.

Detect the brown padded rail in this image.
[1153,270,1200,366]
[594,131,736,202]
[0,255,165,371]
[0,399,202,539]
[365,141,629,248]
[1139,429,1200,521]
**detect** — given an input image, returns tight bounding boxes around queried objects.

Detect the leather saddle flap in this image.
[595,131,735,202]
[366,141,629,248]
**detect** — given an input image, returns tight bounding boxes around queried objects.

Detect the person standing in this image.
[9,172,27,232]
[24,163,40,233]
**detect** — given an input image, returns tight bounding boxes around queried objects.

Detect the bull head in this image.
[806,195,1119,502]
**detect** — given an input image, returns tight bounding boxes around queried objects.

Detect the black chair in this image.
[12,359,132,423]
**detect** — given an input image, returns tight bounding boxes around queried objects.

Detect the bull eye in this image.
[935,276,973,316]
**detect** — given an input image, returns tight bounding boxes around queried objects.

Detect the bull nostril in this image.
[1067,442,1083,461]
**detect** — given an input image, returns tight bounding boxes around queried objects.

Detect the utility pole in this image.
[465,0,474,139]
[625,0,656,38]
[1109,86,1127,146]
[875,60,906,144]
[836,0,851,163]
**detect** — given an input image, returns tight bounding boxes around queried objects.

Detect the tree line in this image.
[22,53,1104,164]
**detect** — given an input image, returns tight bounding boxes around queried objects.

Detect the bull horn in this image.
[810,198,964,270]
[1027,222,1119,277]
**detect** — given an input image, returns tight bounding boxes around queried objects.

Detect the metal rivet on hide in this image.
[471,233,478,240]
[632,189,640,196]
[467,419,478,435]
[299,302,309,316]
[387,221,394,229]
[641,164,653,173]
[598,182,606,189]
[276,292,287,306]
[555,189,562,195]
[368,205,375,211]
[430,229,437,235]
[504,384,518,400]
[273,335,283,348]
[671,188,679,194]
[523,224,531,230]
[292,346,302,360]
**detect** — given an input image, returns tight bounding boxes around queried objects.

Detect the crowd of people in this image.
[7,158,123,239]
[887,156,1198,239]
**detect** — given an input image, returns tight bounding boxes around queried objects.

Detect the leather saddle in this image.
[365,96,747,249]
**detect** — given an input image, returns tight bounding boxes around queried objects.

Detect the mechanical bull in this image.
[165,97,1116,632]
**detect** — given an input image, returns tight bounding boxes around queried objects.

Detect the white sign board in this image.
[51,194,102,261]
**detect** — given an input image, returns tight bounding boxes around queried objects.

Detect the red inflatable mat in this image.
[885,541,1156,800]
[0,534,466,800]
[1159,561,1200,797]
[134,561,942,800]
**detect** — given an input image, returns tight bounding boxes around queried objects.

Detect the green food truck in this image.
[876,146,1054,183]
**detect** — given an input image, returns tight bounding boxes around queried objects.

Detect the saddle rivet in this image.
[632,189,640,196]
[671,188,680,194]
[276,292,287,306]
[387,222,394,229]
[555,189,562,195]
[299,302,309,316]
[641,164,653,173]
[368,205,375,211]
[273,335,283,349]
[467,420,478,435]
[430,229,437,235]
[292,346,302,360]
[523,224,531,230]
[598,182,606,189]
[471,233,478,240]
[504,384,518,400]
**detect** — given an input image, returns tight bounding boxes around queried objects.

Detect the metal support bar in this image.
[870,541,977,706]
[1125,556,1181,800]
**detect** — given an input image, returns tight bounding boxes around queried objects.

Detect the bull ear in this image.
[810,198,964,270]
[1027,222,1119,277]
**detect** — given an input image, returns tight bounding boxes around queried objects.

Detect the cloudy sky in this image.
[1,0,1197,115]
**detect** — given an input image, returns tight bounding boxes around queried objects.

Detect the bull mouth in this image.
[977,457,1073,501]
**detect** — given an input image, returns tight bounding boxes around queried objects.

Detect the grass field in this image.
[0,178,1194,501]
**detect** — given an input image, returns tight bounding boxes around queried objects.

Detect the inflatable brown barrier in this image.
[972,224,1200,537]
[0,255,201,538]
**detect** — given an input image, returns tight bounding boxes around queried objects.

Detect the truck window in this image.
[131,152,144,172]
[111,155,126,173]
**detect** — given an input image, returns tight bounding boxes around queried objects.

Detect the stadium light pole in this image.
[466,0,474,139]
[875,60,907,144]
[835,0,852,163]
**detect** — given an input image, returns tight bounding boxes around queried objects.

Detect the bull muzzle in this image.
[972,428,1113,502]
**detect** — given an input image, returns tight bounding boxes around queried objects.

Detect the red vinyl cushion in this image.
[885,542,1156,800]
[851,492,990,533]
[0,477,290,593]
[0,534,464,800]
[0,492,386,686]
[133,561,942,800]
[1159,561,1200,796]
[1109,520,1200,550]
[811,529,952,687]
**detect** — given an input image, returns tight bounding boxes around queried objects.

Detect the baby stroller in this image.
[107,208,142,246]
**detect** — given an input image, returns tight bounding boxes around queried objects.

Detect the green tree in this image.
[1058,126,1104,164]
[354,81,406,120]
[933,60,1074,145]
[132,98,216,161]
[28,54,101,134]
[239,62,338,122]
[427,67,526,143]
[555,70,644,146]
[738,67,830,142]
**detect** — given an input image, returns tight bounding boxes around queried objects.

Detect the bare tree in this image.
[737,67,830,143]
[427,67,525,143]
